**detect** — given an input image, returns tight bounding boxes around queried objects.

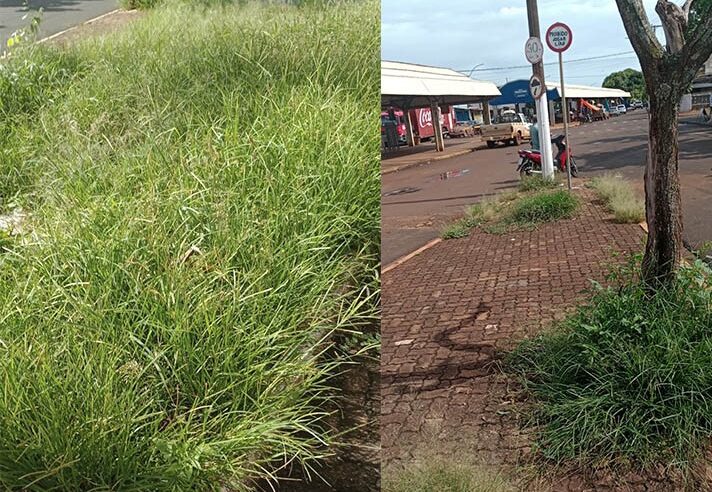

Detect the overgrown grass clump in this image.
[440,189,578,239]
[518,175,559,192]
[0,1,378,490]
[508,190,579,225]
[509,259,712,470]
[590,173,644,224]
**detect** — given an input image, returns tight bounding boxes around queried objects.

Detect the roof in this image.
[489,79,630,106]
[546,81,631,99]
[381,61,501,109]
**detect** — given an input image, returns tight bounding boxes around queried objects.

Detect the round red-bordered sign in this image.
[546,22,572,53]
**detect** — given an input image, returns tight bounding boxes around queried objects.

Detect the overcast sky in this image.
[381,0,664,87]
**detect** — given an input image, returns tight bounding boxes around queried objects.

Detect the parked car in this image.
[631,100,643,109]
[450,120,477,138]
[480,111,531,148]
[617,104,627,114]
[608,106,620,116]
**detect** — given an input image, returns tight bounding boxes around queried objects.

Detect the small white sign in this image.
[529,75,544,100]
[546,22,573,53]
[524,37,544,64]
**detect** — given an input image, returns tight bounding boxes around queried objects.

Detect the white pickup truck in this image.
[480,111,532,148]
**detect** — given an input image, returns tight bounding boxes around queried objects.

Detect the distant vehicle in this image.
[609,106,620,116]
[592,104,609,120]
[380,111,407,145]
[631,100,643,109]
[412,106,457,141]
[380,106,458,144]
[617,104,627,114]
[480,111,531,148]
[450,120,477,138]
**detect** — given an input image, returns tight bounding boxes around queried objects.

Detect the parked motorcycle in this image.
[517,134,579,178]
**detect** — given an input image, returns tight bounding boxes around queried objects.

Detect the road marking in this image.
[38,9,129,44]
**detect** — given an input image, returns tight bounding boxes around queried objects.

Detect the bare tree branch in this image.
[615,0,664,65]
[656,0,687,53]
[681,0,694,17]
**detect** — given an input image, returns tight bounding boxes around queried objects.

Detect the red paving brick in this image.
[381,188,688,490]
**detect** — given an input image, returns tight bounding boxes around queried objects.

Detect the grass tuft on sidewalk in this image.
[590,173,644,224]
[440,189,579,239]
[0,1,378,490]
[509,258,712,471]
[383,459,515,492]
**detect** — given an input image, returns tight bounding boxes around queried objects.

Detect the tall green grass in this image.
[509,259,712,471]
[0,1,379,490]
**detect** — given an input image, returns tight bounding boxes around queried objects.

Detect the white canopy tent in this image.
[381,60,501,108]
[545,81,631,100]
[381,61,501,150]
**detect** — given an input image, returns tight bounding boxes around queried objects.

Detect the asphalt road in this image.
[0,0,118,48]
[382,111,712,265]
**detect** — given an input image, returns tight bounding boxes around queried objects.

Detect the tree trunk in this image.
[642,76,684,286]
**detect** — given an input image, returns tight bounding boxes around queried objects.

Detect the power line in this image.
[457,51,636,73]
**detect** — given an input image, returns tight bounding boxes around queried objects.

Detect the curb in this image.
[38,9,119,44]
[680,119,712,128]
[381,147,476,175]
[38,9,137,45]
[382,238,442,274]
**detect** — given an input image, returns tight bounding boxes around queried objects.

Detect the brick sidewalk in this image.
[381,189,681,490]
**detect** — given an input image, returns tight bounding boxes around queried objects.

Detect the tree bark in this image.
[615,0,712,287]
[642,73,684,285]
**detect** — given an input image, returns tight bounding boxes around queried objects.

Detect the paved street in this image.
[382,111,712,264]
[0,0,117,47]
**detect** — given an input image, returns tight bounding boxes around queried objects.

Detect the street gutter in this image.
[37,9,124,45]
[381,147,477,175]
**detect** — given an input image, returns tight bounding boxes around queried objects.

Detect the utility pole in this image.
[526,0,554,180]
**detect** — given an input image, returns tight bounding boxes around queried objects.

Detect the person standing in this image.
[530,115,540,151]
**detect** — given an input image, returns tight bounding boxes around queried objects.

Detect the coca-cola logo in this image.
[419,109,432,127]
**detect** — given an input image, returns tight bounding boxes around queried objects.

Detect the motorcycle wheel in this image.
[569,157,579,177]
[519,163,534,178]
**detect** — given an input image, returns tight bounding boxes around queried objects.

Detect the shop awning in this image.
[381,61,501,109]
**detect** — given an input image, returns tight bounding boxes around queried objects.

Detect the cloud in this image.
[382,0,660,86]
[499,6,526,16]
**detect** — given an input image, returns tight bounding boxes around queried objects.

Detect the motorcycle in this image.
[517,134,579,178]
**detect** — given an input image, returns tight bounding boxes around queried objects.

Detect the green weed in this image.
[509,258,712,470]
[508,190,579,225]
[519,175,559,192]
[0,0,379,490]
[441,222,470,239]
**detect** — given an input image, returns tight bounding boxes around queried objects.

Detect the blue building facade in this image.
[488,80,558,107]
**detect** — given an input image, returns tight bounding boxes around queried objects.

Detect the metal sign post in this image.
[525,1,554,181]
[546,22,573,189]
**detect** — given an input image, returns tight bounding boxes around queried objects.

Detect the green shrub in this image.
[0,1,379,490]
[509,259,712,469]
[508,190,579,225]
